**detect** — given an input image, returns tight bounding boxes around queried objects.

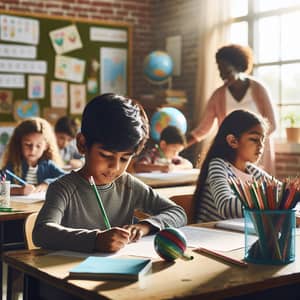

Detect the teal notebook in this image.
[69,256,152,281]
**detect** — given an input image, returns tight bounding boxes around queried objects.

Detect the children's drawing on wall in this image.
[70,84,86,114]
[28,75,45,99]
[55,55,85,83]
[100,47,127,95]
[51,81,68,108]
[0,90,13,114]
[49,25,82,55]
[87,59,99,94]
[0,125,14,159]
[13,100,40,121]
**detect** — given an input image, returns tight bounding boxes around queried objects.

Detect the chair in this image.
[6,212,39,300]
[170,194,195,224]
[23,212,39,250]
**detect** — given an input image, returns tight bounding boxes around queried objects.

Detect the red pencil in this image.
[194,247,248,268]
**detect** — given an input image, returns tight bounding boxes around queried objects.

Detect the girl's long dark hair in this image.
[194,110,268,203]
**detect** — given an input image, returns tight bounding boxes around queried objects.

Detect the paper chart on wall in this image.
[0,59,47,74]
[100,47,127,95]
[0,14,39,45]
[0,74,24,88]
[0,44,37,59]
[90,27,128,43]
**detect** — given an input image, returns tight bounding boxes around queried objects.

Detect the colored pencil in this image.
[155,144,166,159]
[194,247,248,268]
[89,176,111,229]
[5,169,27,185]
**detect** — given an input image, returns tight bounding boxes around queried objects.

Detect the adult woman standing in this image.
[187,44,276,173]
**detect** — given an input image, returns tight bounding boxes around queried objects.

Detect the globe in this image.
[150,107,187,141]
[143,51,173,83]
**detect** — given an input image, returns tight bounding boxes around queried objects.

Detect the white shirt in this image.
[225,86,259,115]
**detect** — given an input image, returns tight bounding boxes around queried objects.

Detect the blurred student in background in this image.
[55,116,84,169]
[1,117,65,195]
[134,125,193,173]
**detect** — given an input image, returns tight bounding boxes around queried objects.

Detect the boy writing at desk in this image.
[33,93,187,253]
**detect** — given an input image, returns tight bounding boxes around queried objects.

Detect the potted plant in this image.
[283,112,300,143]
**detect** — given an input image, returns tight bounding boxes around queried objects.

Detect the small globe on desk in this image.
[150,107,187,141]
[143,51,173,84]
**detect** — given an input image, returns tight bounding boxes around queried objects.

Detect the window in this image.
[228,0,300,138]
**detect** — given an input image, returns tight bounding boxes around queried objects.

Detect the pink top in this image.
[191,77,277,174]
[191,77,276,140]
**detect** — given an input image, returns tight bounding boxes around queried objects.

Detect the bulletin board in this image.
[0,10,132,124]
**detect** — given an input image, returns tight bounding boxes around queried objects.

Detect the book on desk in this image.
[69,256,152,281]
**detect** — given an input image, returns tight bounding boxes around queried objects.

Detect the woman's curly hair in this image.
[216,44,253,74]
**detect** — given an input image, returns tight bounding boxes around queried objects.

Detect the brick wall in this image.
[0,0,154,99]
[152,0,201,126]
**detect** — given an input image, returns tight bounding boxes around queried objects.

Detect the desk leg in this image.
[0,222,4,300]
[23,275,39,300]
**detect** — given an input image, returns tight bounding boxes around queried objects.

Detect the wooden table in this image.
[133,169,200,188]
[4,227,300,300]
[154,184,195,198]
[0,200,43,300]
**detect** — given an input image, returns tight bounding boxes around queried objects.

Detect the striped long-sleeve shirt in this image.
[195,158,272,223]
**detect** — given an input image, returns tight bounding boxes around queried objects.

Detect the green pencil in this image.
[89,176,111,229]
[155,144,166,159]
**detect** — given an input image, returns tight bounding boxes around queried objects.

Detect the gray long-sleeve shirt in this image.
[33,171,187,252]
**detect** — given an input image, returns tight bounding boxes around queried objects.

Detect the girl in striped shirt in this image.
[195,110,273,223]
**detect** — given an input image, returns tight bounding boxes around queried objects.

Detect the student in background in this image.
[33,93,186,253]
[54,116,84,169]
[134,125,193,173]
[194,110,273,223]
[1,117,66,195]
[187,44,276,174]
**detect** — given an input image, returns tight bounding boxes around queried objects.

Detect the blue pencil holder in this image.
[244,208,296,265]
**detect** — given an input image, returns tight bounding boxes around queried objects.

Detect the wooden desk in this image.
[4,229,300,300]
[0,200,43,300]
[133,169,200,188]
[154,184,195,198]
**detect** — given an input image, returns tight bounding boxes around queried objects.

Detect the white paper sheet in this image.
[11,191,46,203]
[48,225,251,260]
[180,226,247,252]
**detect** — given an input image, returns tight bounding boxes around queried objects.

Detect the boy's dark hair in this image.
[81,93,149,154]
[160,125,186,146]
[216,44,253,74]
[194,109,268,204]
[55,116,79,138]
